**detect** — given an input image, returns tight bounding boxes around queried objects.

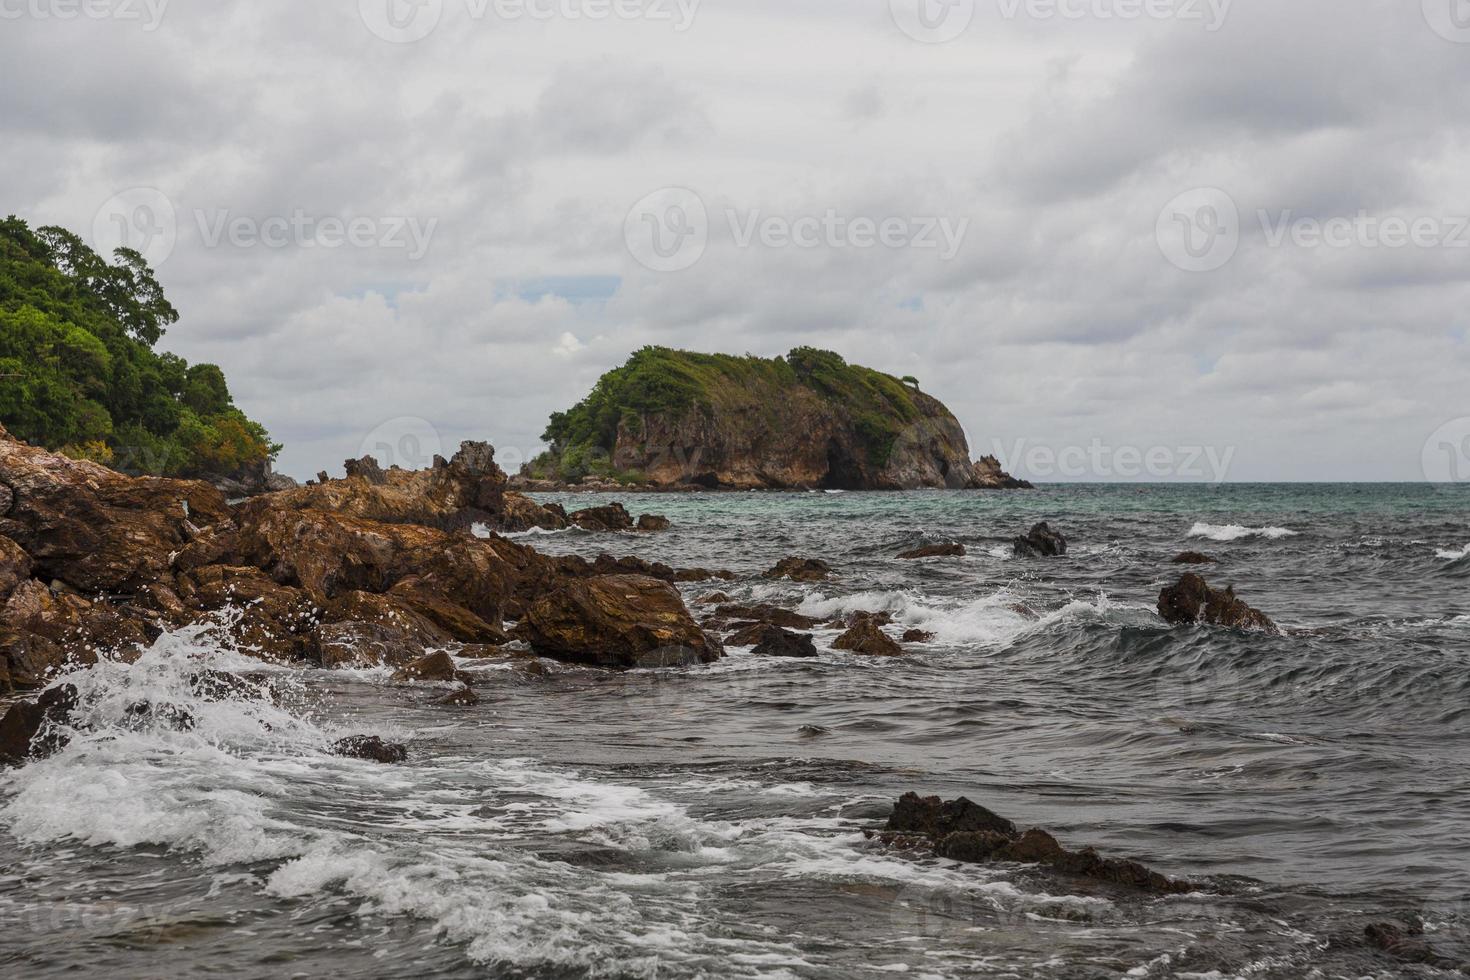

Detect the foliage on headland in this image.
[531,346,930,482]
[0,216,278,478]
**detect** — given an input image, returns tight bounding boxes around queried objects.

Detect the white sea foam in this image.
[1435,543,1470,560]
[1187,522,1299,542]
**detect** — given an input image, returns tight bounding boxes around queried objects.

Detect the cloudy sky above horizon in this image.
[3,0,1468,482]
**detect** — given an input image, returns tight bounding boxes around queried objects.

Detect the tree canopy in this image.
[0,215,278,477]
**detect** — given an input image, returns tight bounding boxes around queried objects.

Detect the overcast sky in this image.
[3,0,1467,482]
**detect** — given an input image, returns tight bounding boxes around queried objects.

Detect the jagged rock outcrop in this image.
[1012,522,1067,558]
[522,574,723,669]
[833,618,904,656]
[764,557,831,582]
[0,683,79,767]
[0,423,231,593]
[527,347,1027,490]
[968,455,1034,489]
[880,793,1189,894]
[1158,574,1280,635]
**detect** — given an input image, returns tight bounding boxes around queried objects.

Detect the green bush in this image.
[0,216,279,477]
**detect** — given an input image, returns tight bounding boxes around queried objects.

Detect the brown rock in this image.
[180,565,317,661]
[897,543,965,560]
[1012,522,1067,558]
[0,682,79,766]
[968,455,1033,490]
[331,735,408,764]
[1172,551,1217,565]
[713,604,821,630]
[313,622,428,669]
[695,591,731,606]
[436,684,480,706]
[887,792,1018,837]
[1,581,153,684]
[727,623,818,658]
[902,629,936,643]
[1158,574,1280,635]
[833,619,903,656]
[391,651,470,684]
[763,557,831,582]
[0,536,33,601]
[0,430,230,592]
[636,514,672,532]
[239,440,515,532]
[523,574,723,669]
[569,502,635,532]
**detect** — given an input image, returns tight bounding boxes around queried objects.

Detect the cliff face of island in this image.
[527,347,1028,491]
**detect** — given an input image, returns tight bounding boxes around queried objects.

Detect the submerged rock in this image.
[636,514,672,532]
[1172,551,1217,565]
[897,543,965,560]
[1157,573,1280,635]
[712,604,822,631]
[763,557,832,583]
[523,574,723,669]
[331,735,408,764]
[832,619,903,657]
[1011,522,1067,558]
[881,792,1189,894]
[569,503,635,532]
[902,629,936,643]
[391,651,471,685]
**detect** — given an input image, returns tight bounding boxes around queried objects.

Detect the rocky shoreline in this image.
[3,425,1448,974]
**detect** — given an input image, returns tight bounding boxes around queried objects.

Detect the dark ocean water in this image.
[2,484,1468,978]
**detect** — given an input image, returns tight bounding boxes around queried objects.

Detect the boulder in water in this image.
[331,735,408,764]
[833,619,903,657]
[1012,522,1067,558]
[569,503,635,532]
[522,574,723,669]
[1172,551,1217,565]
[763,557,831,582]
[0,683,79,767]
[636,514,672,532]
[727,623,818,658]
[1157,573,1280,635]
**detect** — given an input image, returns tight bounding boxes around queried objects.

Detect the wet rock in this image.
[313,622,428,669]
[763,557,832,582]
[569,502,635,532]
[902,629,936,643]
[1172,551,1217,565]
[0,427,231,592]
[712,604,822,630]
[827,610,894,630]
[897,543,965,560]
[498,493,568,533]
[187,671,269,703]
[331,735,408,764]
[695,591,731,606]
[436,684,480,706]
[1012,522,1067,558]
[0,536,32,601]
[318,590,452,647]
[124,700,196,732]
[832,619,904,657]
[179,565,317,661]
[968,455,1034,490]
[883,793,1189,894]
[391,651,471,685]
[672,567,736,583]
[1,581,153,685]
[0,683,79,766]
[523,574,723,669]
[1158,574,1280,635]
[888,792,1018,837]
[636,514,672,532]
[727,623,818,658]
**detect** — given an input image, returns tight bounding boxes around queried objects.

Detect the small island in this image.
[520,346,1030,491]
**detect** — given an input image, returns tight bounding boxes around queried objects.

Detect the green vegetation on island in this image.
[531,346,929,483]
[0,216,278,478]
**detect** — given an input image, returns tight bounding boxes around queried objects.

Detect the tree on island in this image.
[0,215,278,478]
